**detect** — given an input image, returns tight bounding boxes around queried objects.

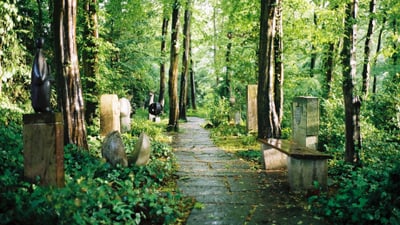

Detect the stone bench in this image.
[258,138,332,191]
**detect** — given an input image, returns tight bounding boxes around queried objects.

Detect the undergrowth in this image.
[0,107,192,225]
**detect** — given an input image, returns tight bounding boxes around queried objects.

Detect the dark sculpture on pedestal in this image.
[31,38,52,113]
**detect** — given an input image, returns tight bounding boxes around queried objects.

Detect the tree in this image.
[53,0,88,149]
[179,0,191,121]
[257,0,283,139]
[167,0,180,131]
[361,0,376,97]
[341,0,359,163]
[82,0,99,125]
[159,13,169,108]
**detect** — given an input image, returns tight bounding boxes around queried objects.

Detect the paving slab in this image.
[172,117,326,225]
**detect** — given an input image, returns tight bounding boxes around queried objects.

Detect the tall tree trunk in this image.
[213,1,218,85]
[361,0,376,97]
[159,17,169,108]
[53,0,88,149]
[189,57,197,110]
[224,33,232,98]
[324,42,336,99]
[274,0,284,126]
[341,0,359,163]
[310,11,317,77]
[373,16,386,95]
[82,0,99,126]
[179,0,191,121]
[168,0,180,131]
[258,0,282,139]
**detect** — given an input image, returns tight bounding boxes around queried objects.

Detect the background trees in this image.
[0,0,398,154]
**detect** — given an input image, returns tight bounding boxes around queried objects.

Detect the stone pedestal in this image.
[260,143,287,170]
[100,94,120,136]
[288,157,328,190]
[292,96,319,150]
[246,85,258,132]
[23,113,64,187]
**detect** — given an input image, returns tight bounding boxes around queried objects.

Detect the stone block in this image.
[23,113,64,187]
[288,157,328,191]
[260,143,287,170]
[100,94,120,136]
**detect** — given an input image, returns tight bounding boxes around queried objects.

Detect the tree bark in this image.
[361,0,376,97]
[189,57,197,110]
[168,0,180,131]
[179,0,191,121]
[82,0,99,126]
[53,0,88,149]
[341,0,359,163]
[159,17,169,108]
[373,16,386,95]
[274,0,284,127]
[258,0,282,139]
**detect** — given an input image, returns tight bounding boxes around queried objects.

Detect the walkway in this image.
[172,117,325,225]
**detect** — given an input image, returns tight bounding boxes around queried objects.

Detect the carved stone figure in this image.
[31,38,52,113]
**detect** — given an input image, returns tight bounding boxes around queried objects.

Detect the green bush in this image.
[310,163,400,225]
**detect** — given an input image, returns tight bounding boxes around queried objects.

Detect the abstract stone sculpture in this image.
[31,38,52,113]
[101,131,128,167]
[129,133,151,166]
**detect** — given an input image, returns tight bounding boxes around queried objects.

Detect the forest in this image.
[0,0,399,224]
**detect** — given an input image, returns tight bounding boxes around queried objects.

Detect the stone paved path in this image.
[171,117,326,225]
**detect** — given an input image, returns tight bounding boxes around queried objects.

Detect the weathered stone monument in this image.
[100,94,120,136]
[119,97,131,133]
[129,133,151,166]
[292,96,319,150]
[101,131,128,167]
[23,113,64,187]
[246,85,258,132]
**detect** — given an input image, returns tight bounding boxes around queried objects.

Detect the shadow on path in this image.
[171,117,325,225]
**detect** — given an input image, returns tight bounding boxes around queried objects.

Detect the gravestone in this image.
[246,85,258,132]
[129,133,151,166]
[100,94,120,136]
[119,97,131,133]
[292,96,319,150]
[23,113,64,187]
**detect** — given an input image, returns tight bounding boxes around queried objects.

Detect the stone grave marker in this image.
[247,84,258,132]
[100,94,120,136]
[119,97,131,133]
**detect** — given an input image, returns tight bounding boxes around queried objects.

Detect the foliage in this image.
[0,107,190,225]
[309,130,400,225]
[310,162,400,225]
[203,96,230,127]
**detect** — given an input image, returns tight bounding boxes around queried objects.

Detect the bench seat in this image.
[258,138,332,191]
